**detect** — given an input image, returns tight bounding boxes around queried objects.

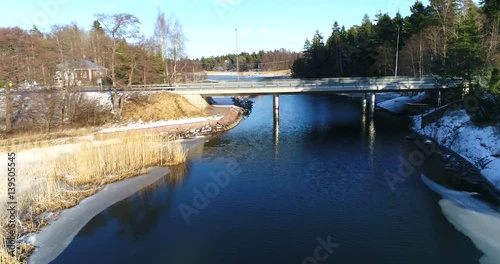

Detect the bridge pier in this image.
[438,91,442,107]
[370,93,376,115]
[362,93,367,112]
[273,94,280,122]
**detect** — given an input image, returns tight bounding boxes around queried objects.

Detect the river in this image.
[52,93,486,264]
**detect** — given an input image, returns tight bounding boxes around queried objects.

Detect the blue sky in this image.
[3,0,432,59]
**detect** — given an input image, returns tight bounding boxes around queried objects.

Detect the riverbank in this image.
[412,109,500,198]
[0,94,245,264]
[377,93,500,200]
[26,167,170,264]
[97,105,244,139]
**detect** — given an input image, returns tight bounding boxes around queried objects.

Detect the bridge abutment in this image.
[181,94,208,109]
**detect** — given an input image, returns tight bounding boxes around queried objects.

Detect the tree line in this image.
[200,49,300,72]
[292,0,499,89]
[0,11,202,89]
[0,11,207,131]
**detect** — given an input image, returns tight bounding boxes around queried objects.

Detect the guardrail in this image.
[39,76,457,94]
[128,77,457,91]
[124,78,458,94]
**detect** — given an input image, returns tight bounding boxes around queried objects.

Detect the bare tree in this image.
[0,27,31,132]
[169,15,187,84]
[94,13,140,117]
[117,39,145,114]
[430,0,459,60]
[154,10,172,84]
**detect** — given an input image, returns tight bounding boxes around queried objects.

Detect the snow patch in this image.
[82,92,113,109]
[99,116,223,133]
[414,109,500,190]
[378,92,427,113]
[482,159,500,190]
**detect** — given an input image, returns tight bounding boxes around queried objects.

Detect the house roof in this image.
[58,59,106,70]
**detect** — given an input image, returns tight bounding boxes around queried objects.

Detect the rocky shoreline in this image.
[410,120,500,205]
[96,105,245,140]
[377,95,500,205]
[401,115,498,205]
[406,130,499,202]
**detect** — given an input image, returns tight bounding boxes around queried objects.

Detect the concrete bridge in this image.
[130,76,459,119]
[131,76,455,95]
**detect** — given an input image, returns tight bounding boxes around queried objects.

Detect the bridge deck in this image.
[130,77,458,96]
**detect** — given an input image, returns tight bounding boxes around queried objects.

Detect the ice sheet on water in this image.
[421,175,500,264]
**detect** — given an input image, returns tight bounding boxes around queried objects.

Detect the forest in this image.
[0,11,298,90]
[292,0,498,89]
[200,49,300,72]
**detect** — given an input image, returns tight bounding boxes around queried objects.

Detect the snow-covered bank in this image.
[378,92,427,113]
[376,91,499,192]
[413,109,500,191]
[377,93,500,263]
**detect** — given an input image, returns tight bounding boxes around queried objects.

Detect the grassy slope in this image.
[122,92,208,122]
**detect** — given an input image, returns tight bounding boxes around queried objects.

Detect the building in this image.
[56,59,107,86]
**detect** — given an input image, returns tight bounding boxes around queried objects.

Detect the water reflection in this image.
[75,164,188,241]
[55,94,484,264]
[166,163,189,187]
[368,116,376,168]
[273,118,279,146]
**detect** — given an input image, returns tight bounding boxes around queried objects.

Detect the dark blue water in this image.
[52,94,482,264]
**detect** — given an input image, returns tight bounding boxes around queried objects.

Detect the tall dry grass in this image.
[0,130,187,263]
[54,131,186,186]
[0,128,97,153]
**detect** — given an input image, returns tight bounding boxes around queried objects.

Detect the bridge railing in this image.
[128,76,459,92]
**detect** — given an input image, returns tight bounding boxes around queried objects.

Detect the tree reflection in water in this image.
[77,163,188,239]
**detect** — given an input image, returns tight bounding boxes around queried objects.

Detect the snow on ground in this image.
[414,109,500,190]
[99,116,224,133]
[83,91,113,109]
[378,92,427,113]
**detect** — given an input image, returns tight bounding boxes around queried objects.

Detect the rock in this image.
[445,166,460,173]
[405,136,414,140]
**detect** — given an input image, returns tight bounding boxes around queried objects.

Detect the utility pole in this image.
[395,26,400,78]
[235,28,239,82]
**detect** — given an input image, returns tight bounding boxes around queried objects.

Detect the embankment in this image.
[26,105,245,263]
[413,109,500,202]
[379,94,500,202]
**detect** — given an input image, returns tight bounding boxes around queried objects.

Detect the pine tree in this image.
[446,6,484,83]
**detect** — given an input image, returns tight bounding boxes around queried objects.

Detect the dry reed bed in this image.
[0,130,186,263]
[0,128,98,153]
